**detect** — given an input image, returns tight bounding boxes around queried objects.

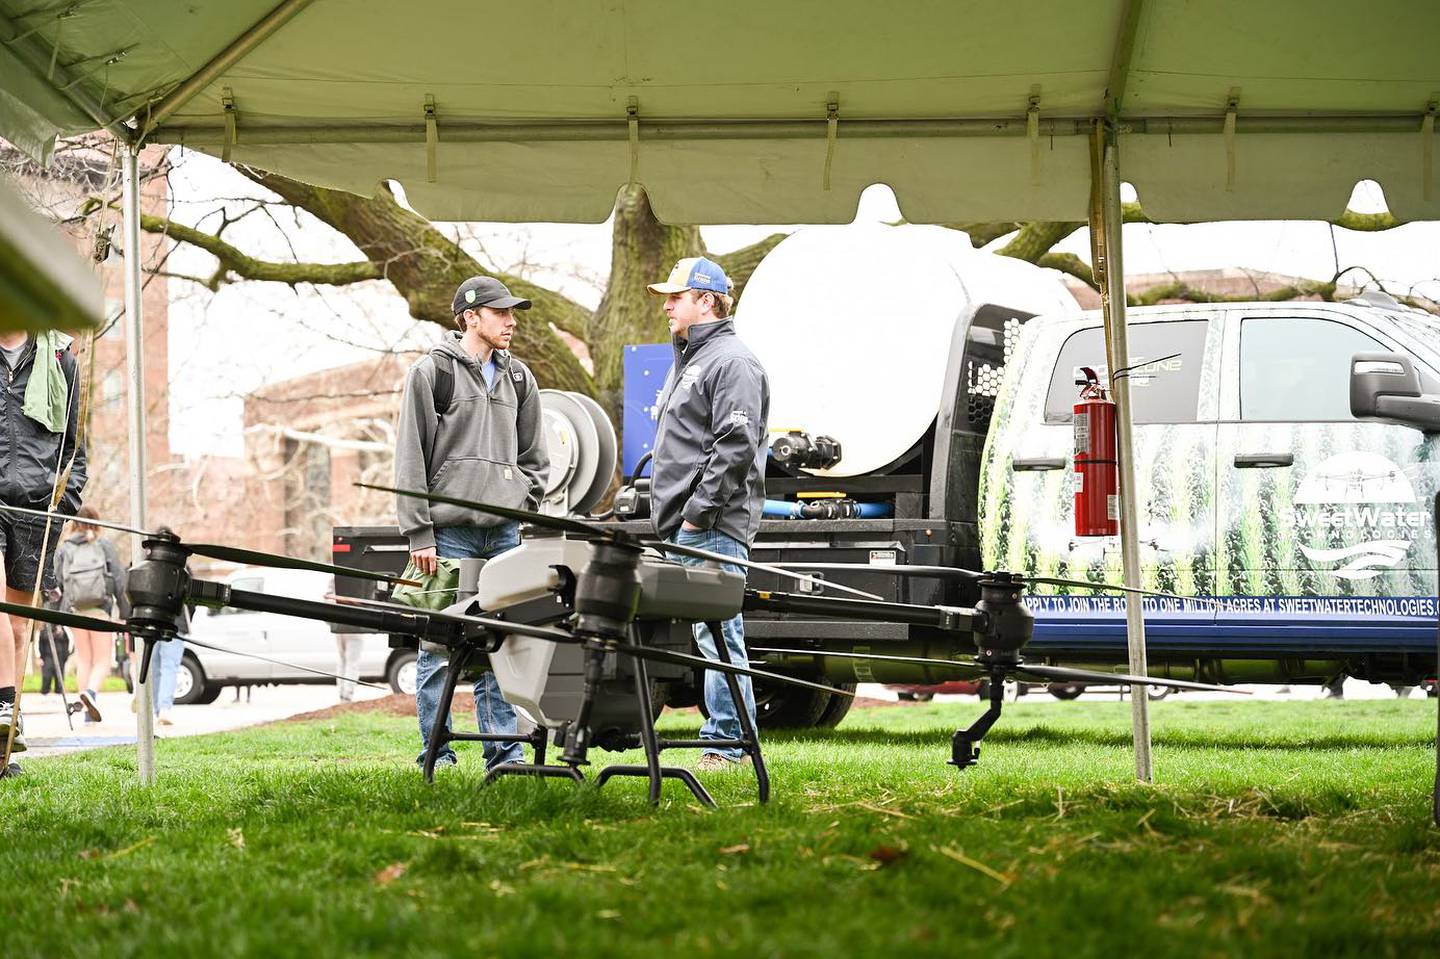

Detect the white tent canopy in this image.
[3,0,1439,223]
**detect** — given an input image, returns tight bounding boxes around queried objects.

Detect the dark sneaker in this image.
[78,690,102,723]
[0,761,21,778]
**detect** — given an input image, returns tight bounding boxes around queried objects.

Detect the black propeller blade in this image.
[0,504,418,587]
[772,561,1227,607]
[615,642,858,699]
[0,599,126,634]
[1022,575,1225,607]
[750,647,1246,695]
[325,593,581,643]
[357,483,599,536]
[173,541,419,587]
[0,503,153,537]
[176,634,391,691]
[1006,663,1249,694]
[361,483,883,601]
[328,591,856,697]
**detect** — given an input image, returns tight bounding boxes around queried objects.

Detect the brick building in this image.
[242,351,420,558]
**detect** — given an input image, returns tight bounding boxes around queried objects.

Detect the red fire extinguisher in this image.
[1073,367,1119,537]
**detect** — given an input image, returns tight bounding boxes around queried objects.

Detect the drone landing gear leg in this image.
[949,669,1006,771]
[483,717,583,788]
[420,644,469,783]
[709,621,770,804]
[487,644,610,789]
[595,654,716,808]
[423,644,579,786]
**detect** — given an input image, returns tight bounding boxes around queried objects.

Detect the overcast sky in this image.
[162,151,1440,458]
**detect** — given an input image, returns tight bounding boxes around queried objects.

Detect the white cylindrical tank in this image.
[732,225,1076,477]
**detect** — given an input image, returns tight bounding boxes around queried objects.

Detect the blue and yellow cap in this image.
[646,256,732,296]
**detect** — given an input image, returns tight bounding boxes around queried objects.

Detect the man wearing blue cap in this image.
[647,257,770,771]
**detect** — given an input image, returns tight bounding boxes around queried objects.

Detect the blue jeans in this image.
[415,522,524,769]
[154,637,185,714]
[666,527,757,760]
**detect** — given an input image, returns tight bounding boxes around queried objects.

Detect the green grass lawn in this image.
[2,699,1436,958]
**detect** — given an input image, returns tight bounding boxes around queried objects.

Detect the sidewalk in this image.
[15,684,393,759]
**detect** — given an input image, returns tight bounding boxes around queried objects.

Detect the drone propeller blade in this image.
[752,646,985,673]
[358,483,602,538]
[1008,663,1248,694]
[772,562,979,581]
[750,647,1244,694]
[1022,575,1227,608]
[325,593,578,643]
[776,561,1226,608]
[364,482,885,602]
[174,634,391,690]
[653,541,884,602]
[179,542,420,587]
[0,599,127,634]
[0,503,154,538]
[0,504,418,588]
[615,642,858,699]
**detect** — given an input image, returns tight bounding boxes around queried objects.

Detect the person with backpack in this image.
[35,590,70,697]
[0,328,86,776]
[53,506,126,724]
[393,275,548,771]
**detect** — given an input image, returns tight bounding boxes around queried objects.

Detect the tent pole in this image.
[1088,121,1153,783]
[121,145,155,785]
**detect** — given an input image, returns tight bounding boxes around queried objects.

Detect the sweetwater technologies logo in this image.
[1294,451,1424,581]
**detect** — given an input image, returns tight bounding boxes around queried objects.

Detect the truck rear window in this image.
[1043,321,1209,424]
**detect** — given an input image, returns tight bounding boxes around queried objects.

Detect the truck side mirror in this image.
[1350,351,1440,432]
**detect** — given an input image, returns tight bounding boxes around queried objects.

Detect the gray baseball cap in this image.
[452,276,532,314]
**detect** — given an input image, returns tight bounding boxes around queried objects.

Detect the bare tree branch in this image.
[137,212,383,288]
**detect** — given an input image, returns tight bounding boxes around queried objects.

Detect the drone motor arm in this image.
[190,579,466,646]
[742,589,982,633]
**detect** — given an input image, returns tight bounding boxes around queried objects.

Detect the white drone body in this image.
[445,538,744,733]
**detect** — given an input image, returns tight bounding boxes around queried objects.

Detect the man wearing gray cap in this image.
[393,275,549,771]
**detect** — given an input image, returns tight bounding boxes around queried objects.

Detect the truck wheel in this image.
[755,683,831,729]
[814,684,858,727]
[755,678,859,729]
[173,654,211,705]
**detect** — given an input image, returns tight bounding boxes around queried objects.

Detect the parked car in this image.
[175,568,417,705]
[884,679,986,702]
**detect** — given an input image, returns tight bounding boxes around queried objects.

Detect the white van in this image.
[176,569,417,704]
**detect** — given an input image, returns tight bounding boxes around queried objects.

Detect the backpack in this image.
[431,351,530,419]
[64,538,110,611]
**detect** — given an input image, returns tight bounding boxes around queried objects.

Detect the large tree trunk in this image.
[245,170,599,396]
[588,186,701,409]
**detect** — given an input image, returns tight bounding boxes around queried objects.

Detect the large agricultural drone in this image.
[0,492,1238,808]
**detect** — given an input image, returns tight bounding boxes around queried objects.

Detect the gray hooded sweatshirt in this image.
[394,333,549,551]
[650,318,769,545]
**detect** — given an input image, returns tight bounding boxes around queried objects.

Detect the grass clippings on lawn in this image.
[1,698,1435,958]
